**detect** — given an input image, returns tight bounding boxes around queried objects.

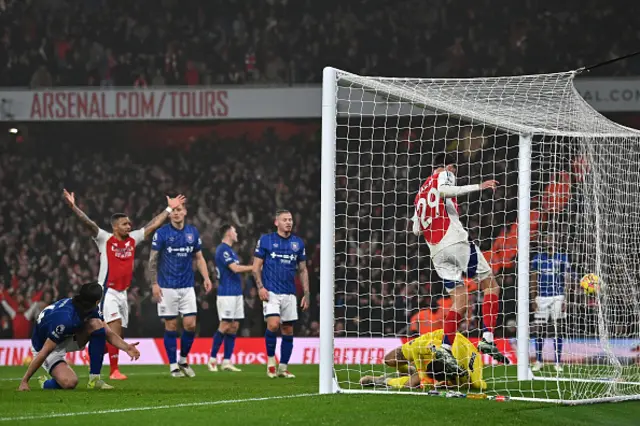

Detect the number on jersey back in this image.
[414,171,458,245]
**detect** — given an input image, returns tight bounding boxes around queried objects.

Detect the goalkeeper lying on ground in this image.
[360,329,486,391]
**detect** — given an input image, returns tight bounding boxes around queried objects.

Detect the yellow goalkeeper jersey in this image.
[401,329,486,390]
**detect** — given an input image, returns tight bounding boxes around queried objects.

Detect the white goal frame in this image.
[318,66,640,404]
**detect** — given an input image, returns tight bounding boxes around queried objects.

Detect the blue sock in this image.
[164,330,178,365]
[554,338,563,364]
[88,328,106,375]
[280,335,293,365]
[180,330,196,359]
[535,337,544,363]
[211,330,225,358]
[223,334,236,360]
[43,378,62,390]
[265,329,277,357]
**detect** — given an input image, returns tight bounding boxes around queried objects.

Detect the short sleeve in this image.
[254,236,268,259]
[48,321,68,344]
[221,250,237,265]
[151,229,165,251]
[93,229,111,252]
[437,171,456,187]
[131,228,145,245]
[298,239,307,262]
[194,229,202,253]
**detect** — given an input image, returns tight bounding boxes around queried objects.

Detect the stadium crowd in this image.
[0,0,637,89]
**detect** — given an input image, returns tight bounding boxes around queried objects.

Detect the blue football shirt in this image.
[151,223,202,289]
[31,298,102,352]
[215,242,242,296]
[531,252,572,297]
[254,233,306,295]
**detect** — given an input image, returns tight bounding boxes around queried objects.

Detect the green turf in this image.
[1,365,639,425]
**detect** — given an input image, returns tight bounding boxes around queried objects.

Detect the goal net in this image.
[319,67,640,404]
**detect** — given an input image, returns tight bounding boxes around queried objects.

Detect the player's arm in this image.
[298,260,310,311]
[19,338,57,390]
[194,251,213,293]
[437,172,498,198]
[530,256,539,309]
[103,322,140,360]
[253,237,269,301]
[63,189,99,237]
[228,263,253,273]
[142,195,186,239]
[149,248,162,302]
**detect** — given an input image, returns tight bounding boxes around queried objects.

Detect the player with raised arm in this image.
[253,209,309,379]
[411,153,508,373]
[19,282,140,391]
[359,329,486,391]
[208,224,253,373]
[149,197,212,378]
[530,234,572,373]
[63,189,184,381]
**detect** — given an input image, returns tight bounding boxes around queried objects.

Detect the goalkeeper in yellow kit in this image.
[360,329,487,391]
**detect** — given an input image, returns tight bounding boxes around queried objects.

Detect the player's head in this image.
[274,209,293,235]
[433,152,457,175]
[72,282,103,315]
[425,359,460,384]
[167,192,187,226]
[110,213,132,238]
[219,224,238,243]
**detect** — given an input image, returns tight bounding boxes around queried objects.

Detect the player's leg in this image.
[277,294,298,378]
[532,297,549,372]
[263,292,281,378]
[106,290,128,380]
[209,296,230,372]
[177,288,198,378]
[221,320,241,372]
[474,243,509,364]
[433,243,468,350]
[34,342,78,390]
[158,288,182,377]
[551,296,565,372]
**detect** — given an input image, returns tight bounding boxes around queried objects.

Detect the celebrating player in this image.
[530,234,572,373]
[208,224,253,373]
[359,329,486,391]
[63,189,184,380]
[411,153,508,371]
[19,282,140,391]
[253,209,310,379]
[149,197,213,378]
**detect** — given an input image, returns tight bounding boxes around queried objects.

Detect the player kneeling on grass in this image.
[18,282,140,391]
[360,329,487,391]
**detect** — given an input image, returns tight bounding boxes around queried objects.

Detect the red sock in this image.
[443,310,462,346]
[107,343,119,373]
[482,293,499,332]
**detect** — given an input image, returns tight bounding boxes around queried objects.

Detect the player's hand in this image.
[152,283,163,303]
[203,278,213,294]
[18,380,30,392]
[166,194,186,210]
[480,180,499,190]
[63,189,76,208]
[258,287,269,302]
[125,342,140,361]
[300,293,310,311]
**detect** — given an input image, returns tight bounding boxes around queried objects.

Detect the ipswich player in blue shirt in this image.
[19,282,140,391]
[208,224,253,373]
[149,199,213,378]
[253,209,309,379]
[530,235,574,373]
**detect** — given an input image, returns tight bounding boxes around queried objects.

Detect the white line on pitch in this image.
[0,371,163,381]
[0,393,317,422]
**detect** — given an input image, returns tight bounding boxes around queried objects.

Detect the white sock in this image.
[170,363,178,371]
[89,374,100,381]
[179,356,188,364]
[209,356,217,364]
[483,331,494,343]
[278,363,287,371]
[441,343,452,351]
[268,356,277,367]
[222,359,231,366]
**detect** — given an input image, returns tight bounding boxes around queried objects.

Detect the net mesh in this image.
[330,69,640,403]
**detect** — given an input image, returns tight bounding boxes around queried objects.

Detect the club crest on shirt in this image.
[291,241,300,252]
[186,233,194,243]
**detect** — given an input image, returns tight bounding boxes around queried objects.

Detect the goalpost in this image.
[319,66,640,404]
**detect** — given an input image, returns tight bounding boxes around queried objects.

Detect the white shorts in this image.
[217,295,244,321]
[432,241,492,292]
[535,295,566,323]
[102,288,129,327]
[263,292,298,323]
[157,287,198,318]
[31,337,84,374]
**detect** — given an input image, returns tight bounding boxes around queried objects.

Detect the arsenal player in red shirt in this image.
[63,189,185,380]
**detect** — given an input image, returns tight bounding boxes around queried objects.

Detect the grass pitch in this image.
[0,365,639,425]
